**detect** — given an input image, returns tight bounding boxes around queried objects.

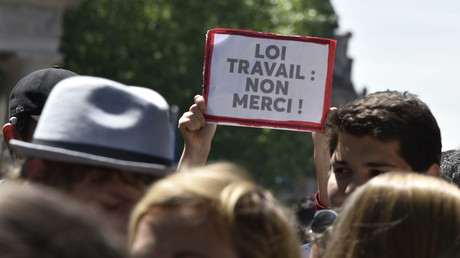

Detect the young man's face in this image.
[68,168,152,239]
[328,132,413,208]
[23,159,158,240]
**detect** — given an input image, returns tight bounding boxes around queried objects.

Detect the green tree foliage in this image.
[61,0,337,195]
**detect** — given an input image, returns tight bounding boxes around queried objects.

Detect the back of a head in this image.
[327,91,442,172]
[8,67,78,140]
[130,162,302,258]
[323,172,460,258]
[0,182,126,258]
[441,149,460,187]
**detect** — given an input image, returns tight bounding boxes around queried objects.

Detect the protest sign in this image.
[202,28,336,132]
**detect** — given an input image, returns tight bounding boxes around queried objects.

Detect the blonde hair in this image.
[129,162,301,258]
[323,172,460,258]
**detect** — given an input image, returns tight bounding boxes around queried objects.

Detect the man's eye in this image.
[334,168,351,175]
[370,170,384,177]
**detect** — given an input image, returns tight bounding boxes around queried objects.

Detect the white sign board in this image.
[203,29,336,132]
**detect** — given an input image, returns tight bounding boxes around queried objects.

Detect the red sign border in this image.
[202,28,336,132]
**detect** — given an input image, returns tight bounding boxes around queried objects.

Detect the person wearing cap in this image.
[8,75,174,240]
[2,67,78,161]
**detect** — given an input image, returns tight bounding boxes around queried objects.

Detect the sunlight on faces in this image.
[131,205,238,258]
[328,133,412,208]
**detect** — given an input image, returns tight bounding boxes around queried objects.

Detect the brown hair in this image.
[323,172,460,258]
[327,91,441,172]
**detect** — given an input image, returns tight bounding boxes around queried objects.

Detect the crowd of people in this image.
[0,66,459,258]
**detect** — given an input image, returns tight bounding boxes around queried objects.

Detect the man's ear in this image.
[2,123,22,150]
[23,158,47,183]
[426,163,441,178]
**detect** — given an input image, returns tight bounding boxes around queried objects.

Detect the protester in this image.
[2,66,77,159]
[318,172,460,258]
[440,149,460,187]
[177,91,442,209]
[313,90,442,209]
[178,91,443,258]
[9,75,174,239]
[129,162,302,258]
[0,181,126,258]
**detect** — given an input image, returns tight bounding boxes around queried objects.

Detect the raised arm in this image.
[312,108,336,209]
[312,130,332,209]
[177,95,217,169]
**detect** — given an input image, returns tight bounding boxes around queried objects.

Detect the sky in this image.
[330,0,460,151]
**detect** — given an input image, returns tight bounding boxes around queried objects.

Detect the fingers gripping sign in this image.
[178,95,215,135]
[189,96,207,129]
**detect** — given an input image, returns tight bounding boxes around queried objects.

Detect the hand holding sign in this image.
[177,95,217,168]
[203,29,336,132]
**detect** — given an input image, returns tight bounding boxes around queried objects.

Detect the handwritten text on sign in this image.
[203,29,335,131]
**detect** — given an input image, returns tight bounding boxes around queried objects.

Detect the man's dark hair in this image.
[327,91,442,172]
[441,149,460,187]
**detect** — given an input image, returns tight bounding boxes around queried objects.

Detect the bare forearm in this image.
[315,147,331,208]
[312,130,332,208]
[177,143,211,170]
